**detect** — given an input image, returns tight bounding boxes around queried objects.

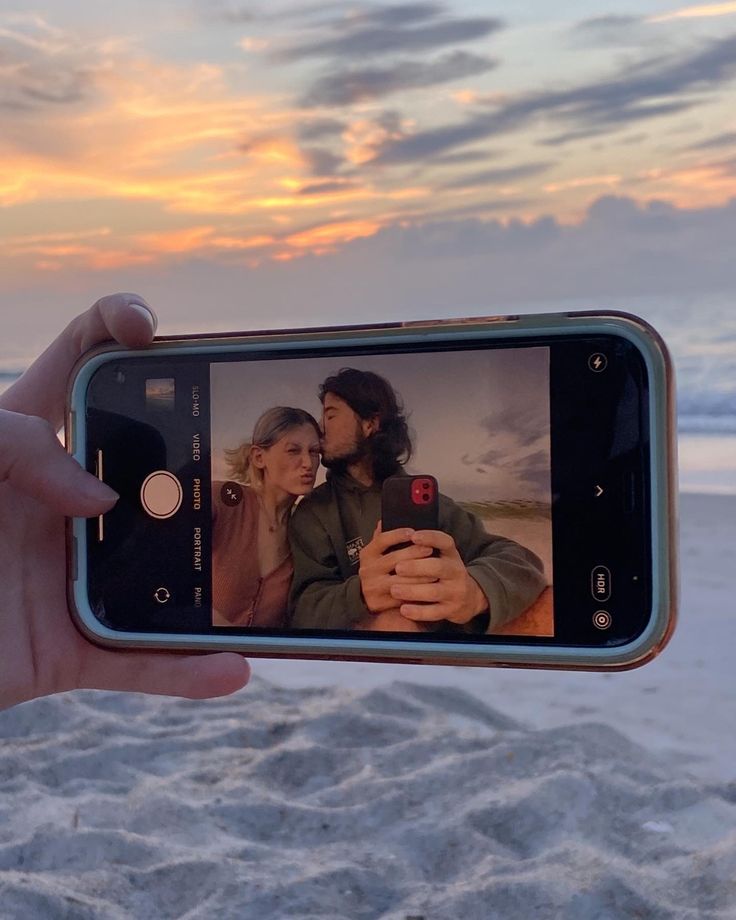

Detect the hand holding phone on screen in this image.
[357,475,441,620]
[356,523,434,615]
[376,474,488,625]
[0,294,250,713]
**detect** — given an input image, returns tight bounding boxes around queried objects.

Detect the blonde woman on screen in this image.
[212,407,321,628]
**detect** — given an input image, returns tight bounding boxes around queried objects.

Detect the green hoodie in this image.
[288,470,546,632]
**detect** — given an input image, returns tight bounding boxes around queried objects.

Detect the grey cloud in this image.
[433,149,501,166]
[374,33,736,164]
[515,465,551,496]
[297,118,346,142]
[405,197,534,222]
[539,101,690,146]
[298,179,357,195]
[354,3,446,29]
[519,449,549,470]
[278,14,503,61]
[218,1,435,26]
[301,50,496,107]
[570,14,649,47]
[301,146,343,176]
[463,431,550,500]
[538,127,604,147]
[480,408,549,451]
[475,451,505,468]
[216,6,256,23]
[0,32,95,111]
[211,1,342,24]
[575,14,642,30]
[441,161,552,190]
[687,130,736,150]
[374,119,495,165]
[366,214,559,263]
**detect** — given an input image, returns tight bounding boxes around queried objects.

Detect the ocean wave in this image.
[677,414,736,434]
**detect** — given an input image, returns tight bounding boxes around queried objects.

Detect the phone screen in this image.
[83,332,650,647]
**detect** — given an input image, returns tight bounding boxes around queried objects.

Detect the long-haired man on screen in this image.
[288,368,546,633]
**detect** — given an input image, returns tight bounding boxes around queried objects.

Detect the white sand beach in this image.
[0,492,734,918]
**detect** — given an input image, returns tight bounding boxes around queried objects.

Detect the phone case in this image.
[66,310,678,671]
[381,475,440,540]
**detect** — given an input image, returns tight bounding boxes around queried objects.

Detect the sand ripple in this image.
[1,678,735,918]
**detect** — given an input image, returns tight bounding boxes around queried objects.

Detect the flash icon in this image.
[588,353,608,373]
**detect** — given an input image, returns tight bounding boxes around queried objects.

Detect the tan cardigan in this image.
[211,482,292,627]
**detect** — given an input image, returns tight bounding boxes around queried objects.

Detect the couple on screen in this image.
[211,368,545,633]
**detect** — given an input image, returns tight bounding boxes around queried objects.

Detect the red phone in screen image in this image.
[381,475,440,549]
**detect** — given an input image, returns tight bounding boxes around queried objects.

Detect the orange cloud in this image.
[135,226,217,254]
[284,218,381,251]
[649,2,736,21]
[4,11,736,281]
[664,164,736,200]
[544,175,622,194]
[344,117,412,166]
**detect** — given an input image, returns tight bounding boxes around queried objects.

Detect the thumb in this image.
[76,648,251,700]
[0,408,118,516]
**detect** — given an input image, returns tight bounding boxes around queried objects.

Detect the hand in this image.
[353,610,427,632]
[389,530,488,625]
[0,293,250,712]
[358,523,435,614]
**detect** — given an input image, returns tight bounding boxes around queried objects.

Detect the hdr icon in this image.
[591,565,611,603]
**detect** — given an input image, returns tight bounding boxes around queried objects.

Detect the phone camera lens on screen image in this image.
[413,478,435,505]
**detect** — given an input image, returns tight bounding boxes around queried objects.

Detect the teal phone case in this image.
[66,310,678,671]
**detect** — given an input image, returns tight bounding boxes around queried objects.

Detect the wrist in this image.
[463,574,489,621]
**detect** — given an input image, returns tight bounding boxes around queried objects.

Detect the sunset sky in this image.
[2,1,736,351]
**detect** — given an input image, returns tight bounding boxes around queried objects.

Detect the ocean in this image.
[1,293,734,494]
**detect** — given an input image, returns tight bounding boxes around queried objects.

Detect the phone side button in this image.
[69,536,78,582]
[68,411,76,453]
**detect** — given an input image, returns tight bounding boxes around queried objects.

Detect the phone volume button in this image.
[70,536,78,582]
[68,411,76,454]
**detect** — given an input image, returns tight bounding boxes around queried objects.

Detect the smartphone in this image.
[66,311,678,670]
[381,475,440,549]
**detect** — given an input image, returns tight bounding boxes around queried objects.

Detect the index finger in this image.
[0,293,157,429]
[363,526,416,558]
[411,530,457,554]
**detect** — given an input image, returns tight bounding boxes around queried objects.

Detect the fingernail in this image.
[129,302,157,333]
[82,475,119,503]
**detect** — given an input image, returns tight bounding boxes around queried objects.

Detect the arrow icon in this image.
[595,484,604,497]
